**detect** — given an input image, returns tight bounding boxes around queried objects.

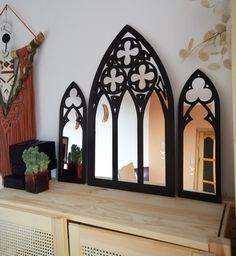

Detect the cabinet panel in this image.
[0,206,54,256]
[68,222,214,256]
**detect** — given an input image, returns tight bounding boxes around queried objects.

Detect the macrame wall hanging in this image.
[0,5,44,176]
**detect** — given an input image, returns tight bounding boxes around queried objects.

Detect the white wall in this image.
[1,0,234,199]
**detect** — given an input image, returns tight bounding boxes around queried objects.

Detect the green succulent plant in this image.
[68,144,82,164]
[22,146,50,173]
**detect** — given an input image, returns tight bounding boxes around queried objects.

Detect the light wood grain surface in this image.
[0,180,225,251]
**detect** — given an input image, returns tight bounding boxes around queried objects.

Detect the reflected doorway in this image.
[195,129,215,194]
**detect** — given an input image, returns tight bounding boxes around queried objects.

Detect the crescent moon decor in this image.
[102,104,109,122]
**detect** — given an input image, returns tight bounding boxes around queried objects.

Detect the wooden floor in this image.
[0,180,225,251]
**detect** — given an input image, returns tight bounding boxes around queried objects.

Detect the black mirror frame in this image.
[178,69,221,203]
[58,81,87,184]
[88,25,175,196]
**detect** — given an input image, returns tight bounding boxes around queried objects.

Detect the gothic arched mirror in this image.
[58,82,86,183]
[88,25,175,196]
[178,69,221,202]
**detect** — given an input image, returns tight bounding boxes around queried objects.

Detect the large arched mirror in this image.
[178,69,221,202]
[58,82,86,183]
[88,25,174,196]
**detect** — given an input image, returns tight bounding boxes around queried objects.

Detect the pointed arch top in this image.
[90,25,173,116]
[179,69,220,130]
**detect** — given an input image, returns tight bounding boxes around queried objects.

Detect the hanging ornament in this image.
[0,5,12,53]
[1,22,12,43]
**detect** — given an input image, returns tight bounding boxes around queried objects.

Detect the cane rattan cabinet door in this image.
[0,206,54,256]
[68,222,215,256]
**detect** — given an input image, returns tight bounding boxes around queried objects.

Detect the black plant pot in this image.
[25,170,49,193]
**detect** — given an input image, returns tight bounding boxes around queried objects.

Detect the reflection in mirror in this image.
[178,69,221,202]
[183,107,215,193]
[58,82,86,183]
[88,25,174,196]
[144,92,165,186]
[118,92,137,183]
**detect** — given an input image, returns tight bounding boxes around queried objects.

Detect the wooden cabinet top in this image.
[0,180,225,251]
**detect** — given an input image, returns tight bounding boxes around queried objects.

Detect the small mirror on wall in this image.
[178,69,221,203]
[58,82,86,183]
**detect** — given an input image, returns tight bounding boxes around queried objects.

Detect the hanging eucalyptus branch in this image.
[179,0,231,70]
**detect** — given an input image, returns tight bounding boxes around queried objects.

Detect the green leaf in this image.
[210,52,220,55]
[223,59,232,70]
[188,38,194,51]
[203,30,216,41]
[221,46,227,55]
[22,146,49,172]
[179,49,188,59]
[219,32,226,46]
[198,50,209,61]
[215,23,226,33]
[208,63,221,70]
[201,0,210,8]
[214,7,224,16]
[222,15,230,24]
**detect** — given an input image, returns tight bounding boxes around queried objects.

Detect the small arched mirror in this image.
[178,69,221,202]
[88,25,174,196]
[58,82,86,183]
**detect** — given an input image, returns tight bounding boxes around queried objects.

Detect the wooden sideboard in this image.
[0,180,232,256]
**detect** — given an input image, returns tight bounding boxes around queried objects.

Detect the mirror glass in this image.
[178,69,221,202]
[88,25,174,196]
[58,82,86,183]
[95,95,112,179]
[183,106,215,193]
[143,92,165,186]
[118,92,137,183]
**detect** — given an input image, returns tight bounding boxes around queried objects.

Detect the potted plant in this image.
[22,146,50,193]
[68,144,82,177]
